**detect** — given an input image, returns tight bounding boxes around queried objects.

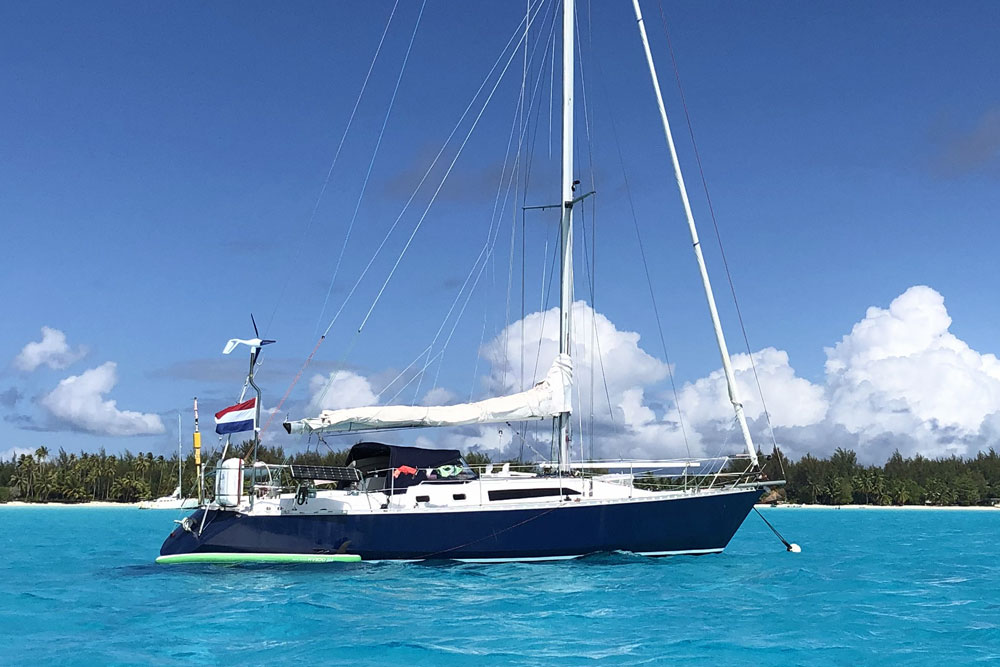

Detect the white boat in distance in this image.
[139,485,199,511]
[141,415,198,510]
[159,0,783,563]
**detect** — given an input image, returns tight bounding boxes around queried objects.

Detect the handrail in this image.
[245,457,771,496]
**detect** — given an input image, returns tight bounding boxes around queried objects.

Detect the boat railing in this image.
[473,455,766,492]
[242,454,770,498]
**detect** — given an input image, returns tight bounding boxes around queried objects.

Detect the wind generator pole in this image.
[631,0,758,467]
[246,344,263,471]
[557,0,576,474]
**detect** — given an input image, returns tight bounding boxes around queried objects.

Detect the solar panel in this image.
[289,465,362,482]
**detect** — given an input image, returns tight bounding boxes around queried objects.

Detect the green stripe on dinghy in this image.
[155,552,361,564]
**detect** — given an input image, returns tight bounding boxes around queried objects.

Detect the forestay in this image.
[284,354,572,435]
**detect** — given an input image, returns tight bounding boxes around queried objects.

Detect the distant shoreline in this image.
[757,503,999,511]
[0,501,140,508]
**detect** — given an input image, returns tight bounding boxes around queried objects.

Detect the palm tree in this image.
[110,472,148,503]
[133,455,151,499]
[10,467,28,499]
[34,468,53,502]
[888,479,910,505]
[57,475,89,503]
[16,454,36,500]
[103,455,118,500]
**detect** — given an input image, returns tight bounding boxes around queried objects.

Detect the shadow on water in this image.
[126,549,710,577]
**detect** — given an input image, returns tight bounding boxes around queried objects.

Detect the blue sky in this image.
[3,1,999,463]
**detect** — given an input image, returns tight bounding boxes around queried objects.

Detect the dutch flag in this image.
[215,398,256,435]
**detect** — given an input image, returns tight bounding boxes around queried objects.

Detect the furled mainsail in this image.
[284,354,572,435]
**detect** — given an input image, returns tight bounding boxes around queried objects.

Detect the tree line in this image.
[2,442,999,506]
[0,446,196,503]
[0,441,355,503]
[759,447,1000,506]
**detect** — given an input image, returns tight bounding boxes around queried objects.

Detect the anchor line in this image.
[753,506,794,551]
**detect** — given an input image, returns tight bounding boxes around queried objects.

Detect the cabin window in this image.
[415,495,430,503]
[488,488,581,501]
[453,493,466,500]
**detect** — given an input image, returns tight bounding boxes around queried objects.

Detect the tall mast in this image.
[631,0,758,467]
[557,0,575,473]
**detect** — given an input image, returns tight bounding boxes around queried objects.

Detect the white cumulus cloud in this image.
[474,288,1000,463]
[484,301,669,405]
[475,301,691,459]
[308,370,379,413]
[14,326,87,372]
[676,347,828,430]
[822,285,1000,459]
[673,286,1000,462]
[287,287,1000,465]
[421,387,457,406]
[40,362,165,436]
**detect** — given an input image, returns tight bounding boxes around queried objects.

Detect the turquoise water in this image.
[1,507,997,665]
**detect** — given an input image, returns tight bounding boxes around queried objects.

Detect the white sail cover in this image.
[285,354,572,435]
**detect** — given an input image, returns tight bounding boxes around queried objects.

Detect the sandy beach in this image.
[0,501,140,508]
[758,503,999,511]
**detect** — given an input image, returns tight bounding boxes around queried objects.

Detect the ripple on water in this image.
[1,506,999,665]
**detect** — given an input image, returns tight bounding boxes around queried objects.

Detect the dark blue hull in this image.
[160,489,761,561]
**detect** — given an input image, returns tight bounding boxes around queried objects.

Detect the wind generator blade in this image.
[222,337,265,354]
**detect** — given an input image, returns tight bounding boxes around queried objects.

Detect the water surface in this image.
[1,506,997,665]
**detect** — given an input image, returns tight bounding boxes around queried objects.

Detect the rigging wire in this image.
[593,38,691,458]
[316,0,545,343]
[379,348,448,407]
[373,343,435,402]
[408,0,558,404]
[357,0,549,333]
[655,1,780,470]
[429,246,499,395]
[576,0,600,459]
[499,1,556,394]
[412,239,494,405]
[260,2,414,434]
[313,0,426,339]
[468,2,558,407]
[480,0,554,416]
[262,1,400,338]
[309,0,549,410]
[518,0,529,407]
[513,0,559,458]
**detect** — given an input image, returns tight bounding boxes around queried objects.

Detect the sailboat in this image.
[139,415,199,510]
[158,0,782,563]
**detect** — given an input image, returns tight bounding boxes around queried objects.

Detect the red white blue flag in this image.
[215,398,256,435]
